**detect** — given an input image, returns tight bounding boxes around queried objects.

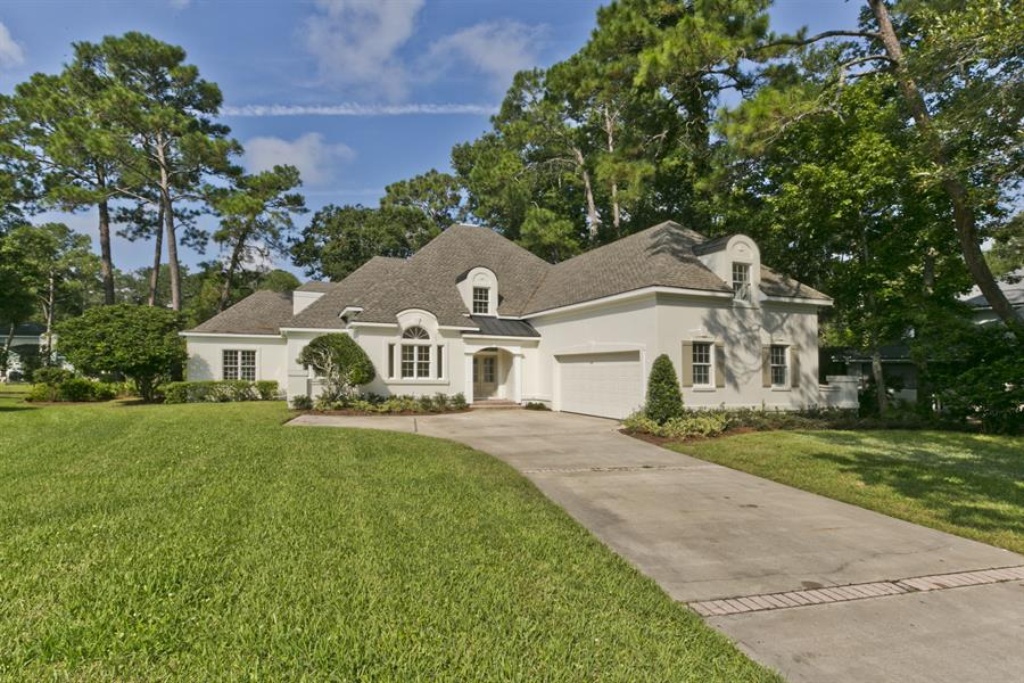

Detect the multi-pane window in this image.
[692,342,712,386]
[770,345,788,387]
[473,286,490,314]
[401,326,431,379]
[223,350,256,381]
[475,356,496,383]
[732,262,751,302]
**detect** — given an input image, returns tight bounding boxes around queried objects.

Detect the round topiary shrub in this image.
[645,354,684,424]
[298,333,376,401]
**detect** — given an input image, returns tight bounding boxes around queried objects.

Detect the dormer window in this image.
[473,287,490,315]
[732,263,751,302]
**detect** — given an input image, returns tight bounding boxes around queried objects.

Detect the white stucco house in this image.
[182,221,857,419]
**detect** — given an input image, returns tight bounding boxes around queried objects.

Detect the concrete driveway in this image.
[292,410,1024,683]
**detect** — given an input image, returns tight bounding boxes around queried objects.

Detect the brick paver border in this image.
[689,565,1024,617]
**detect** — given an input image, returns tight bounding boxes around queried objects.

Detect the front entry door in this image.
[473,355,498,400]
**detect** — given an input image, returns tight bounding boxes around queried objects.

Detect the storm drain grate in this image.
[689,565,1024,617]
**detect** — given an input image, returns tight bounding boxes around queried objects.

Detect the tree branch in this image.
[753,30,881,52]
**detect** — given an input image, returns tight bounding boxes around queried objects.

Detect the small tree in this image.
[56,304,185,401]
[297,333,375,401]
[645,354,684,424]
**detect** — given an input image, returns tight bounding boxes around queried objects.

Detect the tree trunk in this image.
[97,195,116,305]
[218,230,248,313]
[1,325,15,374]
[43,270,55,362]
[572,147,601,242]
[156,141,181,311]
[871,347,888,415]
[148,201,164,307]
[604,107,621,237]
[867,0,1023,337]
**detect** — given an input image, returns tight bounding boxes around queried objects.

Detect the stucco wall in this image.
[185,335,289,389]
[654,294,822,409]
[528,291,827,412]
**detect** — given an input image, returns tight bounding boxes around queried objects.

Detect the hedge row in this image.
[163,380,280,404]
[295,392,469,414]
[27,378,119,403]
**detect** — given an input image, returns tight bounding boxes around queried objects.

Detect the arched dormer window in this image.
[400,326,431,378]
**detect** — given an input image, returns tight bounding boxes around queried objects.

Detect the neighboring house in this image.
[834,269,1024,404]
[183,222,857,419]
[833,344,919,404]
[959,268,1024,324]
[1,322,45,380]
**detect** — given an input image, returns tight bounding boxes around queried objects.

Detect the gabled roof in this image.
[289,256,407,330]
[189,291,295,335]
[187,220,830,336]
[759,266,830,301]
[959,269,1024,309]
[523,222,732,314]
[347,225,551,327]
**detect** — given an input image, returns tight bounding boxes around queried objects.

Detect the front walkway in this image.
[292,410,1024,683]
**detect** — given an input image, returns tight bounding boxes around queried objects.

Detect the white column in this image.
[512,352,523,404]
[464,353,474,404]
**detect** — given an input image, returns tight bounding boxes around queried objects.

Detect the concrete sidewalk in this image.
[292,411,1024,682]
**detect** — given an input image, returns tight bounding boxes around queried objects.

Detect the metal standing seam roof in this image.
[465,316,540,338]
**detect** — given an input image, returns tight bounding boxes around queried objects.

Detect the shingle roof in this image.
[352,225,551,327]
[296,281,335,293]
[188,291,295,335]
[759,266,831,301]
[288,256,407,330]
[959,269,1024,309]
[523,222,733,314]
[188,220,829,336]
[466,316,540,338]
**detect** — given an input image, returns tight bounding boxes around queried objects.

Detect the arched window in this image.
[403,326,430,340]
[400,326,431,378]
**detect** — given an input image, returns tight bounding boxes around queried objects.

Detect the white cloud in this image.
[243,133,355,187]
[0,22,25,69]
[168,0,191,8]
[304,0,424,102]
[424,20,543,93]
[222,102,496,117]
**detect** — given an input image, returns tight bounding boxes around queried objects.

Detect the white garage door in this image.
[557,352,643,419]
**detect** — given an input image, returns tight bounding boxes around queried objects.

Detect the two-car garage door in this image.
[556,351,643,420]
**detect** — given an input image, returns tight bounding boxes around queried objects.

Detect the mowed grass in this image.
[671,430,1024,554]
[0,400,778,682]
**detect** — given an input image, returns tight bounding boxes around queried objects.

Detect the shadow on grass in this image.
[0,403,38,412]
[805,431,1024,540]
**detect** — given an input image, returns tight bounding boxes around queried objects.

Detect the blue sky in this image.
[0,0,861,274]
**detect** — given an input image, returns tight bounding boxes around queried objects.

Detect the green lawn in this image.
[0,399,777,682]
[671,430,1024,554]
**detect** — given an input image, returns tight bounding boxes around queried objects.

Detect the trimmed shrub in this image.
[255,380,280,401]
[26,376,117,403]
[452,393,468,411]
[297,334,376,401]
[163,380,279,404]
[524,401,550,411]
[644,354,684,424]
[290,395,313,410]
